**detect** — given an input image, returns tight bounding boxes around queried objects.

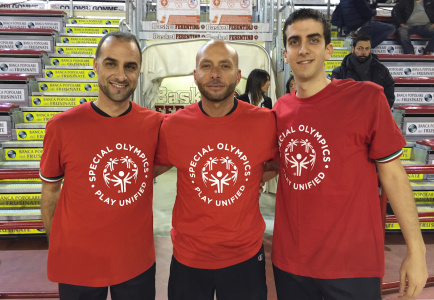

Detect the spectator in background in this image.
[285,74,296,93]
[392,0,434,55]
[237,68,272,109]
[332,34,395,108]
[340,0,395,48]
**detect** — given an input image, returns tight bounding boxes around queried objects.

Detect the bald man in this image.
[155,40,278,300]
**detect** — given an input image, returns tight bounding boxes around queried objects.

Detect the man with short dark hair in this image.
[332,34,395,108]
[272,8,427,300]
[155,40,277,300]
[40,31,163,300]
[392,0,434,55]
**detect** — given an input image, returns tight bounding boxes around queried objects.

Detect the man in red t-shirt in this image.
[40,32,163,300]
[270,8,428,300]
[155,40,277,300]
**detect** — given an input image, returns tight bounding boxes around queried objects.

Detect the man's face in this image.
[352,40,371,63]
[283,19,333,83]
[93,37,141,103]
[194,42,241,103]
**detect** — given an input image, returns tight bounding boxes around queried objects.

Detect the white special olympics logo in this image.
[103,156,139,193]
[202,156,238,193]
[279,125,331,190]
[88,144,150,207]
[284,139,316,177]
[189,143,251,207]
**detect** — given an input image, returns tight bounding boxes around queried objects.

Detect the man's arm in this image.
[331,66,343,80]
[383,70,395,108]
[40,181,62,241]
[376,159,428,299]
[153,165,173,178]
[262,161,280,183]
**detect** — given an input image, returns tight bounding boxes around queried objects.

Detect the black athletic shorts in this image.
[168,246,267,300]
[58,263,155,300]
[273,264,382,300]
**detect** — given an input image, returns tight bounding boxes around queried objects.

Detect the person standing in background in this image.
[237,68,273,109]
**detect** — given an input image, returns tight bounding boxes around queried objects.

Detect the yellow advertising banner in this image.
[407,173,424,180]
[65,27,118,34]
[56,46,97,55]
[0,228,45,235]
[0,178,41,182]
[4,148,43,160]
[385,222,434,230]
[331,31,337,38]
[23,111,62,123]
[45,69,98,79]
[70,18,120,25]
[0,193,40,207]
[51,57,94,67]
[331,40,344,47]
[324,60,342,70]
[15,129,45,141]
[400,147,412,160]
[332,50,350,58]
[31,96,97,107]
[38,82,99,93]
[61,36,103,44]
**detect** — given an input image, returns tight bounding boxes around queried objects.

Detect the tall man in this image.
[40,31,163,299]
[332,34,395,108]
[272,9,427,300]
[392,0,434,55]
[155,40,277,300]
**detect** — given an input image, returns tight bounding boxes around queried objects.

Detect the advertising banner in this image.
[44,69,97,80]
[23,111,62,123]
[157,0,200,25]
[209,0,252,25]
[0,39,51,51]
[51,57,94,67]
[56,46,97,55]
[31,95,96,107]
[38,82,98,93]
[15,129,45,141]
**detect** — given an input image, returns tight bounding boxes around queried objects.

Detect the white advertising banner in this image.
[140,31,272,41]
[0,40,51,51]
[209,0,252,25]
[0,20,62,32]
[0,62,39,74]
[0,89,25,102]
[406,122,434,135]
[49,2,125,12]
[157,0,200,25]
[395,92,434,104]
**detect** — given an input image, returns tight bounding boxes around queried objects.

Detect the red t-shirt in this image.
[155,100,278,269]
[272,79,406,279]
[40,102,163,287]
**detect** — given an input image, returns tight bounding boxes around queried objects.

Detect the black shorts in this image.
[168,246,267,300]
[58,263,155,300]
[273,264,381,300]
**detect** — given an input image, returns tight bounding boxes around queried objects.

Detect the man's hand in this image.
[401,24,409,28]
[398,251,428,299]
[429,23,434,30]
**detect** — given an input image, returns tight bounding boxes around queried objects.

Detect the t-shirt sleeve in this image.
[39,119,64,182]
[267,111,279,162]
[154,117,172,166]
[368,92,406,160]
